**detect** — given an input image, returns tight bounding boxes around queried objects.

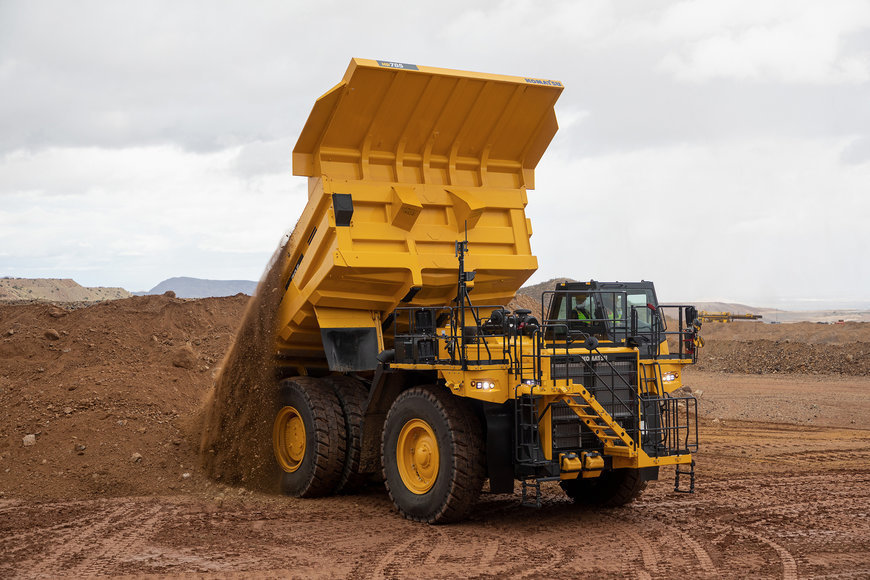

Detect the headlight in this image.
[473,380,496,390]
[662,372,678,383]
[522,379,539,386]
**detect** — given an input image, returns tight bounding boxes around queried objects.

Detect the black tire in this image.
[382,386,485,524]
[273,377,346,497]
[322,374,373,493]
[560,468,647,507]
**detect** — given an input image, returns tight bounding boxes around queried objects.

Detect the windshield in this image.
[545,286,660,340]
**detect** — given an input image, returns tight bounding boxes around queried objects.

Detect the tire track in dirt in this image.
[367,529,428,579]
[597,513,662,578]
[67,502,170,577]
[725,526,798,580]
[651,519,717,577]
[620,527,661,578]
[811,571,870,579]
[23,501,142,578]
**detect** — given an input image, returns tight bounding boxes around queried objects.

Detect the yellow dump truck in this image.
[271,59,701,523]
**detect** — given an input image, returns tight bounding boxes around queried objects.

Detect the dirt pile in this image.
[698,320,870,344]
[198,235,294,492]
[0,278,132,302]
[695,339,870,376]
[0,294,248,500]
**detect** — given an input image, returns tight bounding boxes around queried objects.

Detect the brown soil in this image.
[0,294,248,500]
[1,297,869,577]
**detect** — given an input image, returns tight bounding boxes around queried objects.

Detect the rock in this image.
[75,444,87,455]
[48,307,67,318]
[63,407,73,415]
[22,434,36,447]
[171,344,197,369]
[131,452,143,463]
[163,290,176,298]
[6,329,13,336]
[44,329,61,340]
[182,472,191,479]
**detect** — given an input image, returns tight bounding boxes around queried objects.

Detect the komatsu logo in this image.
[525,78,563,87]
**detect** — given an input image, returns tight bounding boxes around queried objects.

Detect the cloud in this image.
[0,144,305,288]
[656,0,870,84]
[527,136,870,304]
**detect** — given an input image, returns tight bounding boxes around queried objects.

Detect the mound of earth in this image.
[698,320,870,344]
[0,294,248,500]
[695,339,870,376]
[0,278,131,302]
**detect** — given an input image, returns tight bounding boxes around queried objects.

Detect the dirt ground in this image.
[1,297,869,578]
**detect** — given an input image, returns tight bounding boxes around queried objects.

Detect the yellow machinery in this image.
[271,59,700,523]
[699,311,762,323]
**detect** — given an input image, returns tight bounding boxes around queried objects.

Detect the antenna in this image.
[455,221,475,369]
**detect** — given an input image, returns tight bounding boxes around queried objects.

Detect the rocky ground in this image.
[1,295,868,578]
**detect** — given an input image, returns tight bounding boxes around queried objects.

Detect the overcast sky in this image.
[1,0,869,308]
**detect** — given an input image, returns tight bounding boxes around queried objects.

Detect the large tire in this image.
[382,386,485,524]
[273,377,346,497]
[560,468,647,507]
[321,374,373,493]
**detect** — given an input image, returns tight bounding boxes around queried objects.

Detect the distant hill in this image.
[684,301,772,316]
[139,277,258,298]
[516,278,577,300]
[0,278,131,302]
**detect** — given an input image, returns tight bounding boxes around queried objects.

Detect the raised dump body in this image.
[275,59,563,372]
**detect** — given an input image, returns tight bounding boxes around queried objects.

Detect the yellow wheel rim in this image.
[273,406,306,473]
[396,418,439,494]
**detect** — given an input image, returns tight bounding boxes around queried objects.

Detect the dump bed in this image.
[276,58,563,372]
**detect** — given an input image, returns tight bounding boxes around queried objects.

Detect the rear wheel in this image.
[322,374,373,493]
[560,468,647,507]
[273,377,346,497]
[382,386,485,524]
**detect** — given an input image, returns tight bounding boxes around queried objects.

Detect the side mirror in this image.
[685,306,697,325]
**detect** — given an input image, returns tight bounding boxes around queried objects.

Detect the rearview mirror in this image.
[685,306,697,325]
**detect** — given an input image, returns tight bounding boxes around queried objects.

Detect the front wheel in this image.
[382,386,485,524]
[560,468,647,507]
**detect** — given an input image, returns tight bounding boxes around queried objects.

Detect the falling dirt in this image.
[198,232,295,492]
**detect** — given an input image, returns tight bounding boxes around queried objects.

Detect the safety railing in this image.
[640,394,698,457]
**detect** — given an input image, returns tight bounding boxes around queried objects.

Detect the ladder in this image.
[559,390,638,458]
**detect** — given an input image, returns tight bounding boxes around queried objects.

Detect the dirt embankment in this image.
[0,278,131,302]
[694,321,870,376]
[0,294,248,500]
[695,340,870,376]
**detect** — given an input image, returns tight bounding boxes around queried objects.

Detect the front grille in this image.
[551,401,599,452]
[550,353,639,433]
